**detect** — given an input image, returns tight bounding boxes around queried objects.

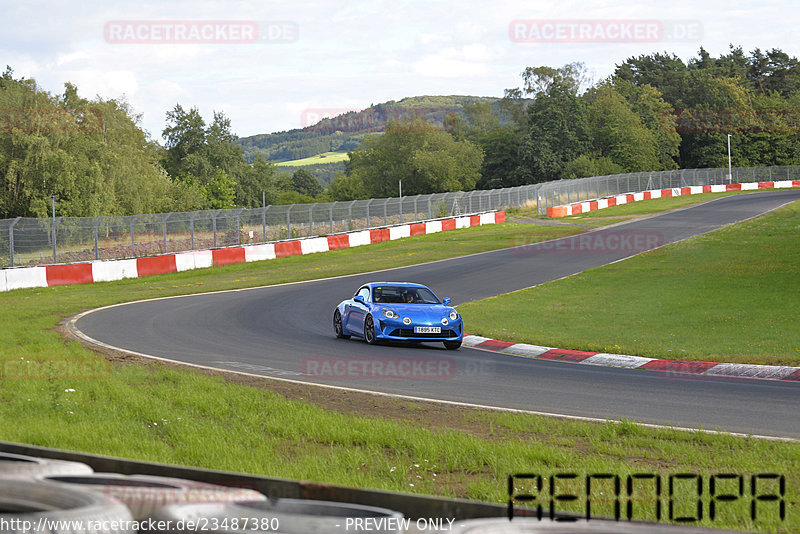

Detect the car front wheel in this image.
[444,340,461,350]
[333,310,350,339]
[364,315,377,345]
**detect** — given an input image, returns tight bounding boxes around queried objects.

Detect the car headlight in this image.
[382,308,399,319]
[441,317,449,326]
[449,311,458,321]
[402,317,412,325]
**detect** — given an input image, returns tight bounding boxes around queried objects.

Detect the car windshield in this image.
[372,286,440,304]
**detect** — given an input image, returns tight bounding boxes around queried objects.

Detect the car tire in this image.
[0,452,93,479]
[444,340,462,350]
[364,315,377,345]
[0,479,135,533]
[333,310,350,339]
[38,473,266,520]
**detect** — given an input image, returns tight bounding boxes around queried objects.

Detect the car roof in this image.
[367,282,428,288]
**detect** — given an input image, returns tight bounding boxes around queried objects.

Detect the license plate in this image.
[415,326,441,334]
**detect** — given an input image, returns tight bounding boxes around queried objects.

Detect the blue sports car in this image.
[333,282,463,349]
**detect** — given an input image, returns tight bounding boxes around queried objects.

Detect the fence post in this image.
[428,197,432,219]
[189,211,197,250]
[308,205,313,237]
[129,215,139,258]
[236,212,241,245]
[383,199,388,227]
[212,211,218,249]
[268,204,272,241]
[163,213,171,253]
[93,217,103,260]
[366,198,373,228]
[329,203,334,234]
[9,217,20,267]
[414,195,419,220]
[348,200,356,231]
[52,218,60,264]
[286,205,293,239]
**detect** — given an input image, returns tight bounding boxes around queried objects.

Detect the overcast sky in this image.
[3,0,799,141]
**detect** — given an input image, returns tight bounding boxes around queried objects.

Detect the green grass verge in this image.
[274,151,350,166]
[1,203,798,532]
[461,200,800,365]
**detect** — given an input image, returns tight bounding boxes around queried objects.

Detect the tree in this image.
[585,84,661,172]
[475,127,522,189]
[204,168,236,209]
[517,75,590,183]
[161,104,250,208]
[234,156,280,208]
[675,72,753,168]
[291,168,323,197]
[346,119,482,197]
[748,48,800,96]
[498,87,529,130]
[614,81,680,170]
[563,154,623,179]
[161,104,206,178]
[613,52,688,107]
[327,172,368,201]
[0,68,190,218]
[521,62,589,96]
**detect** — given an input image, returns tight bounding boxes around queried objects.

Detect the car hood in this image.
[377,303,456,320]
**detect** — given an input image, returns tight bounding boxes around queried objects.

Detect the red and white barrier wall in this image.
[546,180,800,217]
[0,211,505,293]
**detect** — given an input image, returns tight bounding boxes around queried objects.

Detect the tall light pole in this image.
[399,179,402,198]
[727,134,732,184]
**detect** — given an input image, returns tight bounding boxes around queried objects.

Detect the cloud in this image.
[3,0,800,139]
[412,45,493,78]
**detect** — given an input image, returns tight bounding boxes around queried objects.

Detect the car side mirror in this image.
[443,297,451,306]
[354,295,365,304]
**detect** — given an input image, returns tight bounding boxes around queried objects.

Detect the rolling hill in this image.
[235,95,511,164]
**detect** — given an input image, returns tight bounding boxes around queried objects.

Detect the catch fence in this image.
[2,165,798,268]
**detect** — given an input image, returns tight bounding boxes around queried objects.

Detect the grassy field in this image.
[274,151,350,166]
[462,199,800,365]
[1,193,798,532]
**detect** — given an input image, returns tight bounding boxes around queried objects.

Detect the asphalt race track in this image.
[76,191,800,439]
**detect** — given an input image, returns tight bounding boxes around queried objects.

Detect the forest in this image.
[1,45,799,216]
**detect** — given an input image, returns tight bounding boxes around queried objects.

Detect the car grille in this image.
[390,329,458,338]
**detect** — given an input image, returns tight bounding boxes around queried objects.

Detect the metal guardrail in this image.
[534,164,800,215]
[2,165,798,268]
